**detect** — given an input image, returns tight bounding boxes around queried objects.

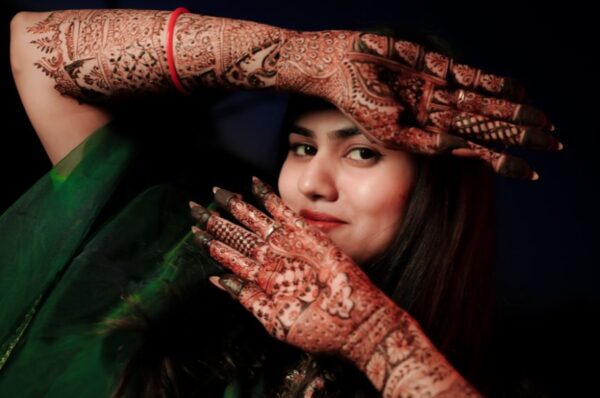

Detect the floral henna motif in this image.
[91,10,556,165]
[173,14,285,90]
[172,15,559,177]
[28,10,560,179]
[26,10,173,101]
[190,177,483,396]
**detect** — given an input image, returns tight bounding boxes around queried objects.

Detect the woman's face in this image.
[278,108,416,266]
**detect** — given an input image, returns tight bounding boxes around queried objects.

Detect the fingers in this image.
[357,33,527,102]
[374,125,465,154]
[451,89,551,129]
[377,125,539,180]
[449,139,539,180]
[381,70,561,151]
[190,201,269,264]
[250,177,341,260]
[449,112,562,151]
[250,177,312,232]
[210,274,287,340]
[448,61,527,102]
[191,225,263,281]
[210,183,328,257]
[212,185,281,241]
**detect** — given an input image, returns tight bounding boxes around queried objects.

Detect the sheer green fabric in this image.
[0,122,264,397]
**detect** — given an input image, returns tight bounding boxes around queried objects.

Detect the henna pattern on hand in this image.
[27,10,560,179]
[189,177,484,397]
[172,16,560,178]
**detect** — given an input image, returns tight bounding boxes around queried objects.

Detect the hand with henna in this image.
[26,9,560,180]
[189,177,483,397]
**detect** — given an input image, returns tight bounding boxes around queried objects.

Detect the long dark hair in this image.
[265,90,496,396]
[104,27,497,397]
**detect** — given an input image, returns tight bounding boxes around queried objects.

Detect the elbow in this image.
[10,11,34,76]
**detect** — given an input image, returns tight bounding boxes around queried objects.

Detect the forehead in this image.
[291,109,377,144]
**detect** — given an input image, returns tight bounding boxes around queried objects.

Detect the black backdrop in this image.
[2,1,598,396]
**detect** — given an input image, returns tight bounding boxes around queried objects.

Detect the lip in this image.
[300,209,346,232]
[303,219,345,232]
[300,209,345,222]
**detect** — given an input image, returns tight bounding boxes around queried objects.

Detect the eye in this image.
[347,147,381,161]
[289,143,317,156]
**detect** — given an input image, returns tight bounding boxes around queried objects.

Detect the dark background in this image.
[2,0,598,396]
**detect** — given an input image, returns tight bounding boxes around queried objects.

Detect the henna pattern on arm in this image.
[27,9,558,179]
[342,302,483,397]
[26,10,173,102]
[174,20,558,178]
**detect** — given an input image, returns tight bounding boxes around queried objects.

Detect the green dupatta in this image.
[0,121,265,397]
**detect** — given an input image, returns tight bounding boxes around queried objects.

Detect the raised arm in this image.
[8,8,297,165]
[10,8,558,176]
[10,12,111,166]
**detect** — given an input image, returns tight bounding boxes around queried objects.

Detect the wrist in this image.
[172,13,293,93]
[339,299,406,371]
[171,16,355,99]
[342,300,479,397]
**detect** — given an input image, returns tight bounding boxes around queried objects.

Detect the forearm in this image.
[20,8,300,103]
[343,303,483,397]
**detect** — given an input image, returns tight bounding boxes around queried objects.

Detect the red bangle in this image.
[167,7,190,95]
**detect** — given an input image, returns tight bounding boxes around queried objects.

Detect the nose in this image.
[297,153,339,201]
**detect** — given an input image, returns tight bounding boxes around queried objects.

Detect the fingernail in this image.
[440,134,469,152]
[218,274,244,296]
[214,187,240,209]
[209,276,226,291]
[191,226,213,249]
[520,128,554,151]
[189,201,211,228]
[251,176,273,200]
[498,155,534,181]
[531,171,539,181]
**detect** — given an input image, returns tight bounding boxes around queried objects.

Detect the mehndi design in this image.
[28,9,561,179]
[189,177,483,397]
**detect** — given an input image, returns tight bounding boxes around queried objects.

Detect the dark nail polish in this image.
[498,155,535,181]
[214,187,240,209]
[521,128,555,150]
[251,176,273,200]
[191,226,213,249]
[516,104,547,126]
[189,201,212,228]
[439,134,469,152]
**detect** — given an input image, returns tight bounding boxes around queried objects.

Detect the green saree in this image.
[0,121,270,397]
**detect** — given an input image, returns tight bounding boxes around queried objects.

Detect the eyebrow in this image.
[290,124,376,143]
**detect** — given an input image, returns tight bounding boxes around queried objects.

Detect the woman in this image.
[3,7,560,397]
[186,94,498,397]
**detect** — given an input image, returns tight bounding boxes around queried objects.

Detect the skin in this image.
[19,9,560,176]
[11,9,564,395]
[189,178,482,397]
[277,108,415,266]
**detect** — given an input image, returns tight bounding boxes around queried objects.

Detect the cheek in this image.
[350,192,408,265]
[349,172,410,224]
[344,166,412,262]
[277,160,298,209]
